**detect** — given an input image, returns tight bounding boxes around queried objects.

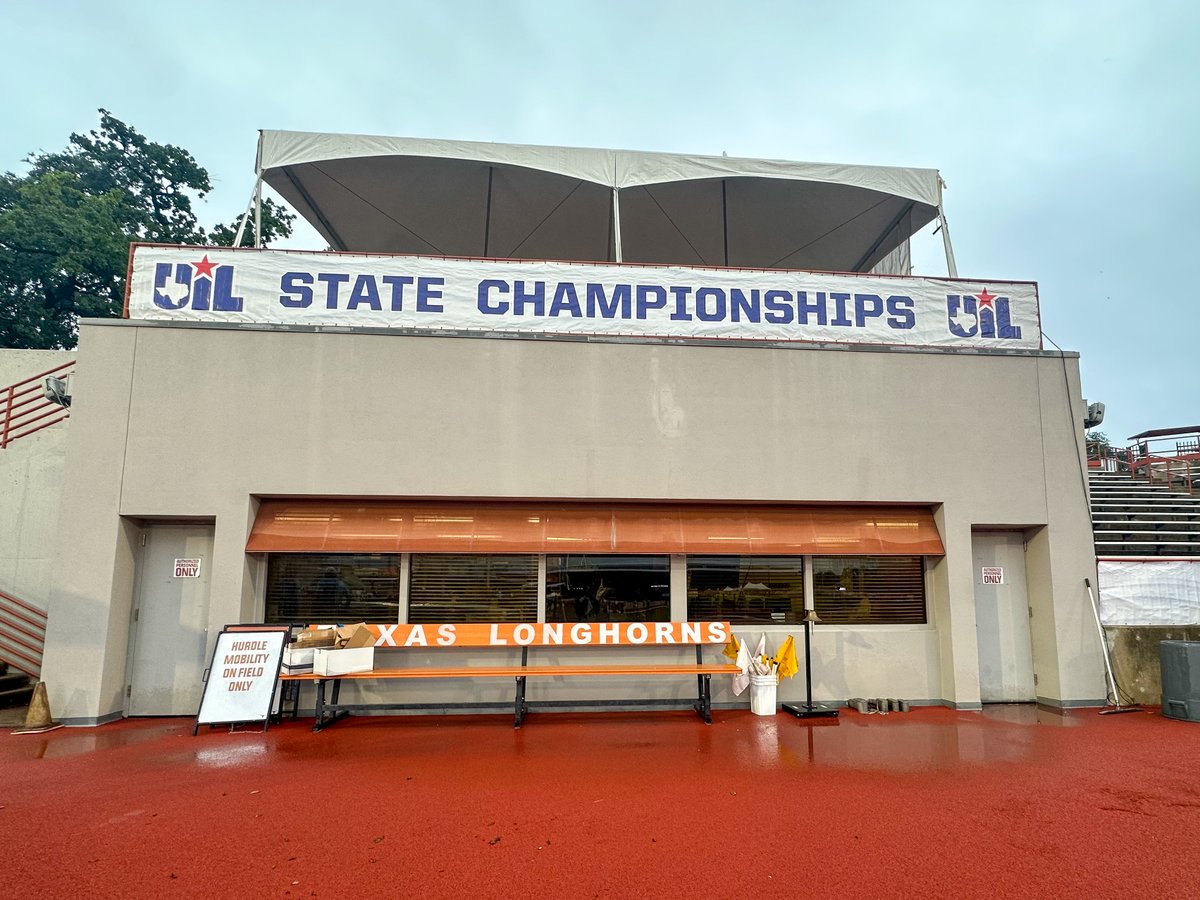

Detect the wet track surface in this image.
[3,705,1197,899]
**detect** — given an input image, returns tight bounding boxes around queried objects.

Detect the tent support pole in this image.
[612,188,623,263]
[721,179,729,266]
[938,207,958,278]
[232,180,258,248]
[483,166,494,257]
[253,175,263,248]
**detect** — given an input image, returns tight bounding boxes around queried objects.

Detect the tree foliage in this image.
[0,110,294,349]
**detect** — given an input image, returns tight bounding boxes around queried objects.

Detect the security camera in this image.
[43,376,71,409]
[1083,400,1104,429]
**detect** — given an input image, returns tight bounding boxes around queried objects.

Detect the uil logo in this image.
[946,288,1022,340]
[152,255,244,312]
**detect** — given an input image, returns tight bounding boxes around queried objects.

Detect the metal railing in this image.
[1088,428,1200,495]
[0,587,47,679]
[0,360,75,449]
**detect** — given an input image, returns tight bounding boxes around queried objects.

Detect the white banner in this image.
[127,246,1041,350]
[1098,560,1200,626]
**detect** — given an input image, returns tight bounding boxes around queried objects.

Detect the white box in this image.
[312,646,375,676]
[281,646,315,674]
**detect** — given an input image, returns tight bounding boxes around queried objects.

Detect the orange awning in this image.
[247,500,944,556]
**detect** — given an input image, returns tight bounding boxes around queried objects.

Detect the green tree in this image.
[0,110,294,349]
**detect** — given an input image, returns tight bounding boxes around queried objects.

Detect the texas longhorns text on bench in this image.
[279,621,741,731]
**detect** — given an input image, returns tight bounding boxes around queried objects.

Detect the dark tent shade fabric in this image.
[257,131,943,274]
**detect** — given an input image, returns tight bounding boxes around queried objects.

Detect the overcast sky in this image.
[3,1,1196,443]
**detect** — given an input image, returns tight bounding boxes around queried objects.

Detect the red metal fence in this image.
[0,360,74,449]
[0,587,47,679]
[1088,427,1200,494]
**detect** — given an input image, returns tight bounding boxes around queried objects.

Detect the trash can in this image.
[1160,641,1200,723]
[749,673,778,716]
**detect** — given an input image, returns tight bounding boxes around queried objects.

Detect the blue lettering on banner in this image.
[764,290,794,324]
[695,287,725,322]
[587,284,631,319]
[830,293,853,327]
[479,279,508,314]
[886,296,915,329]
[153,259,243,312]
[947,290,1022,340]
[139,250,1031,347]
[636,285,666,320]
[669,286,693,321]
[416,277,444,312]
[280,272,313,308]
[550,282,583,317]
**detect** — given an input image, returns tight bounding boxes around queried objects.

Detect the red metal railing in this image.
[0,587,47,679]
[1089,427,1200,495]
[0,360,75,449]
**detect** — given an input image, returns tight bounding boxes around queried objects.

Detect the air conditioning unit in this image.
[1160,641,1200,723]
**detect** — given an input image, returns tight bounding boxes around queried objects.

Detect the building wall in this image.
[42,321,1106,722]
[0,349,75,610]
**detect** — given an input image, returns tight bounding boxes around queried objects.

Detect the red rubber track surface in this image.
[2,706,1198,899]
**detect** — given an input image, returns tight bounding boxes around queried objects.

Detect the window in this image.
[408,554,537,623]
[812,556,926,624]
[265,553,400,624]
[687,556,805,624]
[546,555,670,623]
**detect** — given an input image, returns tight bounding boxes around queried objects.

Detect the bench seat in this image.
[278,621,742,731]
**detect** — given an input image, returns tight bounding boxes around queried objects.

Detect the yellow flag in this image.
[722,633,741,662]
[773,635,799,679]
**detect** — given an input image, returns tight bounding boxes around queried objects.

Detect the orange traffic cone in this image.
[13,681,64,734]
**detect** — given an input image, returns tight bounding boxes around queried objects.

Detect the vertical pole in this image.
[253,176,263,248]
[612,188,623,263]
[804,617,814,708]
[721,179,729,266]
[937,177,958,278]
[483,166,494,258]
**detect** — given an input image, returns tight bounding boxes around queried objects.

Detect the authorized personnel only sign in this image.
[981,567,1005,585]
[126,245,1042,351]
[194,625,289,734]
[174,557,201,578]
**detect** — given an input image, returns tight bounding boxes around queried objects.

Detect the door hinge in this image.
[1028,606,1034,619]
[133,608,139,622]
[140,532,147,547]
[1033,673,1039,685]
[126,684,132,697]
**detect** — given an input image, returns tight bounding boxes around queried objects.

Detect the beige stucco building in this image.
[22,135,1107,723]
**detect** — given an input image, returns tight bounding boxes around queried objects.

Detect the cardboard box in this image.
[294,627,337,649]
[313,646,375,676]
[335,623,374,649]
[281,646,315,674]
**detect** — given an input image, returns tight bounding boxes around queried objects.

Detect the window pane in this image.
[265,553,400,624]
[546,555,670,623]
[813,556,926,624]
[687,556,805,624]
[409,554,537,623]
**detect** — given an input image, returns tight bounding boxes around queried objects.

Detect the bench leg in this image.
[694,674,713,724]
[514,676,527,728]
[312,679,327,732]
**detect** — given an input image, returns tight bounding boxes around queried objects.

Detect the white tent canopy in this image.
[253,130,951,274]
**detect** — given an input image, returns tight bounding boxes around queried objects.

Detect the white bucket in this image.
[749,673,778,715]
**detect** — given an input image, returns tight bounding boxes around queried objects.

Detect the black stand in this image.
[782,612,838,719]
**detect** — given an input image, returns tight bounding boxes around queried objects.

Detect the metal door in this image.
[972,531,1036,702]
[126,525,214,715]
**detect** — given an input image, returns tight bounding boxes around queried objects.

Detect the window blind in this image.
[813,556,926,625]
[408,554,538,623]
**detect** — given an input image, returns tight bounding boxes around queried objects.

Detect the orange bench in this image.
[280,621,739,731]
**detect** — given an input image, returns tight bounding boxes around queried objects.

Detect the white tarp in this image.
[126,245,1040,350]
[1098,560,1200,626]
[256,131,943,273]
